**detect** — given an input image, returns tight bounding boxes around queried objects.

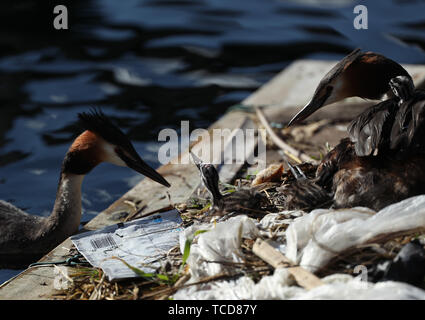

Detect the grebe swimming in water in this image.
[286,49,425,211]
[0,110,170,268]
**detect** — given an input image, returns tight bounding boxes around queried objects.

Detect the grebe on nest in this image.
[0,110,170,268]
[286,49,425,211]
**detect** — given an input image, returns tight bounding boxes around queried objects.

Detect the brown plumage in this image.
[213,188,267,216]
[287,50,425,211]
[315,138,425,211]
[278,178,332,211]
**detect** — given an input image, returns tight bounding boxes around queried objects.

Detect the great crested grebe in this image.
[0,110,170,268]
[190,152,267,217]
[286,49,425,211]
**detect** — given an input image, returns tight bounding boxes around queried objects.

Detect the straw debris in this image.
[58,118,425,299]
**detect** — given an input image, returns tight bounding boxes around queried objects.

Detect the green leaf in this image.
[181,229,209,269]
[202,202,211,210]
[110,257,156,279]
[194,229,209,237]
[182,239,192,266]
[156,274,169,281]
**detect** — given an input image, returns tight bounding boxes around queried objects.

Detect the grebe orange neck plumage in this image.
[0,110,170,268]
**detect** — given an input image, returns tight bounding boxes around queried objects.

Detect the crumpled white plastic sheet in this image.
[286,195,425,272]
[294,276,425,300]
[255,210,305,239]
[173,268,299,300]
[173,268,425,300]
[175,195,425,299]
[179,215,259,281]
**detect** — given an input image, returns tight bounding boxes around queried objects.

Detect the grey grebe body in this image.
[0,110,170,268]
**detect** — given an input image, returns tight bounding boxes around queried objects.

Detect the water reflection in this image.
[0,0,425,282]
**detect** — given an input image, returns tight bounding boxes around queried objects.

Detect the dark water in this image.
[1,0,425,284]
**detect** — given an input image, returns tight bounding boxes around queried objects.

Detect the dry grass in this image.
[58,177,425,300]
[58,119,425,299]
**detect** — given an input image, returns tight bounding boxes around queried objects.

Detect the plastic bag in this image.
[180,215,259,281]
[286,195,425,272]
[173,269,425,300]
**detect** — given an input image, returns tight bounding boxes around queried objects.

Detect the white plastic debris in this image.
[294,278,425,300]
[256,211,305,239]
[173,269,425,300]
[175,195,425,299]
[71,209,182,281]
[286,195,425,272]
[173,268,300,300]
[180,215,259,281]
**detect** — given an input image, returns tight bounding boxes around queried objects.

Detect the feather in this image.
[407,94,425,148]
[348,99,396,156]
[78,108,133,152]
[389,91,425,155]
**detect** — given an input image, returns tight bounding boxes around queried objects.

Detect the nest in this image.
[58,163,425,299]
[57,119,425,299]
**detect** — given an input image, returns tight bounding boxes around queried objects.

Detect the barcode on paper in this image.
[90,235,117,249]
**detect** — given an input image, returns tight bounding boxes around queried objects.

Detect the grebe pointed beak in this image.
[288,97,325,127]
[117,148,171,188]
[130,157,171,188]
[189,151,203,169]
[288,83,333,127]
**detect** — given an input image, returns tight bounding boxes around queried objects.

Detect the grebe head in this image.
[190,151,223,202]
[288,49,412,126]
[62,109,170,187]
[389,75,415,104]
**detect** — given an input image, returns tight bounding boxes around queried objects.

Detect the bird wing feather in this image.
[348,99,396,156]
[0,200,43,251]
[390,91,425,154]
[407,94,425,148]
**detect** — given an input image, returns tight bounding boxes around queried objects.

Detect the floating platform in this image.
[1,59,425,299]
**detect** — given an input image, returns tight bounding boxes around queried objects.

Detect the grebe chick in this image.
[190,152,267,217]
[277,157,332,211]
[0,110,170,268]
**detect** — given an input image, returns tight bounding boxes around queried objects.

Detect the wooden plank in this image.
[88,111,253,226]
[2,59,425,299]
[188,115,259,200]
[255,106,316,164]
[0,239,74,299]
[0,111,252,299]
[252,238,323,290]
[216,117,258,183]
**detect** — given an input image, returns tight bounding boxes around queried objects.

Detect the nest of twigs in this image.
[58,154,425,299]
